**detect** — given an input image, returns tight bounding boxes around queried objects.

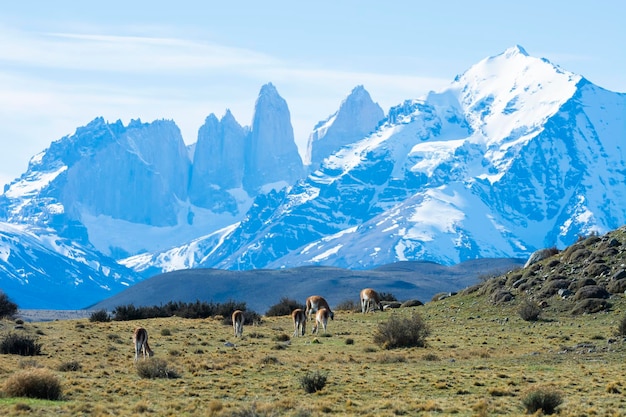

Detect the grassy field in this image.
[1,291,626,416]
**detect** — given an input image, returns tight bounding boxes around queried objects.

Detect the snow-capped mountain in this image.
[129,45,626,272]
[0,82,315,307]
[305,85,385,169]
[0,222,139,309]
[0,83,309,260]
[2,45,625,308]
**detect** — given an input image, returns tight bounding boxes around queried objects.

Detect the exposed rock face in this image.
[58,118,190,227]
[189,110,246,211]
[306,85,384,169]
[187,46,626,270]
[243,83,304,193]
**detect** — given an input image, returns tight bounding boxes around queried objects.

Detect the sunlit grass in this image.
[0,293,625,416]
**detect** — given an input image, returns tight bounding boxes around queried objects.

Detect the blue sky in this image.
[1,1,624,188]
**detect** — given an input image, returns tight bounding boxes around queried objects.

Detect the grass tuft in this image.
[136,358,181,379]
[521,386,563,415]
[2,368,63,400]
[57,360,82,372]
[373,313,430,349]
[0,332,42,356]
[299,371,327,394]
[518,299,541,321]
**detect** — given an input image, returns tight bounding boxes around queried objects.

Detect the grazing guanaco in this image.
[305,295,334,321]
[292,308,307,337]
[360,288,384,313]
[133,327,154,361]
[232,310,244,338]
[312,308,331,334]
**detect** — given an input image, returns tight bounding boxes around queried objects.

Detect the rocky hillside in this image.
[469,226,626,315]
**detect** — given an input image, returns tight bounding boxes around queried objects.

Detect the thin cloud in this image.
[0,28,278,73]
[0,24,452,188]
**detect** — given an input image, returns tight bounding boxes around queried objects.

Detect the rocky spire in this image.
[243,83,304,192]
[306,85,384,169]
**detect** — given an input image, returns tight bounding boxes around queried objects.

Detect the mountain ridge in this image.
[89,257,525,314]
[1,45,625,310]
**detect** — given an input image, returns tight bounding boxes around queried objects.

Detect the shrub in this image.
[89,309,111,322]
[521,386,563,415]
[161,328,172,336]
[378,292,397,302]
[518,299,541,322]
[0,292,18,319]
[273,334,290,342]
[57,361,82,372]
[299,371,327,393]
[373,313,430,349]
[136,358,180,379]
[113,300,259,322]
[0,333,42,356]
[221,310,262,326]
[2,368,63,400]
[265,297,304,317]
[335,299,359,312]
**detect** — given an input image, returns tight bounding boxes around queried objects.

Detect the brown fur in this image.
[291,308,307,337]
[312,308,331,334]
[232,310,244,337]
[133,327,154,361]
[305,295,334,321]
[360,288,384,313]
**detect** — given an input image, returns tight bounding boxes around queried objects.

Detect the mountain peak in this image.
[349,84,367,95]
[244,83,303,192]
[305,85,384,168]
[258,82,279,99]
[503,44,529,57]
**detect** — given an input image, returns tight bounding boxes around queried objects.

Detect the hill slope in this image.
[89,258,524,313]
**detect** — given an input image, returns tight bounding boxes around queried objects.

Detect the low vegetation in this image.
[265,297,304,317]
[0,333,42,356]
[299,370,328,393]
[518,299,542,321]
[2,289,626,415]
[521,386,563,415]
[373,312,430,349]
[88,309,110,323]
[0,292,18,319]
[112,300,256,321]
[1,227,626,415]
[135,358,181,379]
[2,368,63,400]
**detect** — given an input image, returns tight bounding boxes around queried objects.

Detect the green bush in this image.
[521,386,563,414]
[3,368,63,400]
[0,333,42,356]
[518,299,541,322]
[89,309,111,322]
[373,313,430,349]
[378,292,397,302]
[0,292,18,319]
[221,310,262,326]
[299,371,327,393]
[265,297,304,317]
[113,300,258,321]
[335,299,359,312]
[136,358,180,379]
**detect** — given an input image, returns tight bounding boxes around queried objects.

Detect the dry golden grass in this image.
[1,292,626,416]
